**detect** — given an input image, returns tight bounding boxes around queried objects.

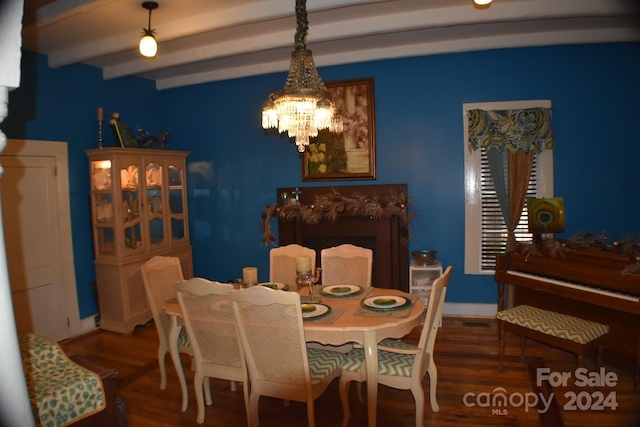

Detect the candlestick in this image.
[242,267,258,287]
[98,120,104,149]
[295,256,311,273]
[97,107,104,149]
[296,267,322,303]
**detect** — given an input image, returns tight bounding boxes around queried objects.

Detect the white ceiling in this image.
[21,0,640,91]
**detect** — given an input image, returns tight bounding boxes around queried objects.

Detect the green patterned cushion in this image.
[20,333,106,427]
[342,339,418,377]
[496,305,609,344]
[178,327,190,348]
[307,348,344,384]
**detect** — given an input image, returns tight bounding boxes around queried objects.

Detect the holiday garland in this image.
[516,232,640,275]
[261,188,414,245]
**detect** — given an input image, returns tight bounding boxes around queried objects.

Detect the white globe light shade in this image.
[474,0,492,5]
[139,35,157,58]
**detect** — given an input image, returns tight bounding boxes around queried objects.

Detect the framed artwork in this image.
[526,197,565,234]
[302,77,377,181]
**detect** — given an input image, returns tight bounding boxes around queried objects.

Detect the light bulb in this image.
[139,35,157,58]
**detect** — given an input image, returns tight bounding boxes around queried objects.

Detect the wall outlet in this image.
[94,315,100,327]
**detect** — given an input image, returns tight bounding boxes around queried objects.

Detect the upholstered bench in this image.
[497,305,609,372]
[19,333,128,427]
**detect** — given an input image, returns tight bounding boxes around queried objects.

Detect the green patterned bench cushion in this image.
[496,305,609,344]
[20,333,106,427]
[307,348,344,384]
[342,338,418,377]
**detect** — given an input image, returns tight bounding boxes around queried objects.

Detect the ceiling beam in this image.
[106,0,640,80]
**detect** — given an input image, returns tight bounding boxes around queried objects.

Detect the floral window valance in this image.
[468,107,554,153]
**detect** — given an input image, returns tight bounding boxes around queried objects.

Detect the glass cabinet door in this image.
[145,161,165,248]
[120,162,142,253]
[88,148,190,261]
[91,159,115,256]
[168,163,187,242]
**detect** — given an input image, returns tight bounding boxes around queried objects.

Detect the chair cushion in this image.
[342,339,418,377]
[307,348,344,384]
[496,305,609,344]
[178,327,190,348]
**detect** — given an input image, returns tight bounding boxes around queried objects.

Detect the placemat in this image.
[353,295,419,318]
[303,306,347,325]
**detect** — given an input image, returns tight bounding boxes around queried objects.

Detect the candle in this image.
[242,267,258,286]
[97,107,104,121]
[296,256,311,273]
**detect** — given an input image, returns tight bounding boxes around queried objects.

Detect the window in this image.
[463,100,554,275]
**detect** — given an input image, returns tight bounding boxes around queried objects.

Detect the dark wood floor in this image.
[60,317,640,427]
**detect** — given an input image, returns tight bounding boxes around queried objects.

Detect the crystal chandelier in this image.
[261,0,343,153]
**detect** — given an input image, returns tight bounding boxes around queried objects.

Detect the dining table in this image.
[163,283,425,427]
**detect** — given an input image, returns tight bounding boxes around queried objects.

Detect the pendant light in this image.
[139,2,159,58]
[473,0,492,7]
[261,0,342,153]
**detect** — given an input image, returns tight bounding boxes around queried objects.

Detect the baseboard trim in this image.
[78,316,99,335]
[443,302,496,318]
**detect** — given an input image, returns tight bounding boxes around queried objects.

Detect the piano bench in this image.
[497,305,609,372]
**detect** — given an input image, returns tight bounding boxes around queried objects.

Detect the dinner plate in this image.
[259,282,289,291]
[301,303,331,320]
[93,169,111,190]
[319,284,363,297]
[146,166,162,187]
[95,199,114,222]
[120,165,139,190]
[361,295,411,311]
[210,299,233,312]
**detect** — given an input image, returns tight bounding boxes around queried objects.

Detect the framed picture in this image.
[302,77,376,181]
[526,197,565,234]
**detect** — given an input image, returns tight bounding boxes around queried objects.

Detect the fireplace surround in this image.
[276,184,410,291]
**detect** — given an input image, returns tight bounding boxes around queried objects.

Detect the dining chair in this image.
[317,244,374,362]
[141,256,193,390]
[270,244,316,291]
[229,286,345,427]
[320,244,372,288]
[339,266,452,427]
[176,278,250,425]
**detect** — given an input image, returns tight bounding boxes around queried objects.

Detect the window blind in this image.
[480,148,536,271]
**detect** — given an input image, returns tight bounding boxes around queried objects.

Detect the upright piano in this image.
[495,246,640,390]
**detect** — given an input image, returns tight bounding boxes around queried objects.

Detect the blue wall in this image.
[4,52,163,317]
[4,43,639,318]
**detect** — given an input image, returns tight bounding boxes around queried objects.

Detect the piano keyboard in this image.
[506,270,640,303]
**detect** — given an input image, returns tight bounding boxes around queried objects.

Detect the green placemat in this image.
[353,295,418,318]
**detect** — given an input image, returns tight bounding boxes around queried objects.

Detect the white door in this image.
[1,155,70,340]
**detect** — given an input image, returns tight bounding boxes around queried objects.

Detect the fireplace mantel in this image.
[276,184,409,291]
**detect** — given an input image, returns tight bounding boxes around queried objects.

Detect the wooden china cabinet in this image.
[86,148,193,334]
